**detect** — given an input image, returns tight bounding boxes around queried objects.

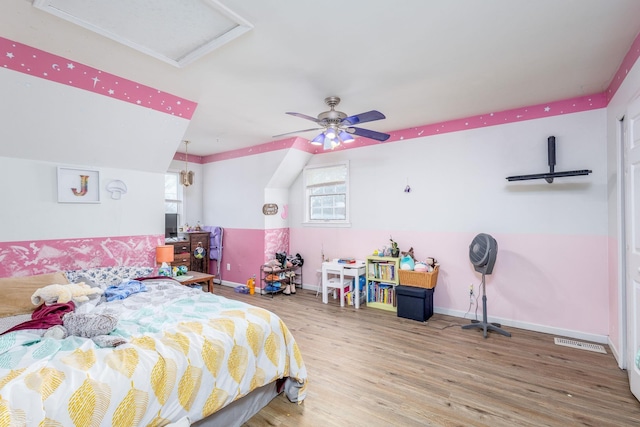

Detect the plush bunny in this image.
[31,282,103,306]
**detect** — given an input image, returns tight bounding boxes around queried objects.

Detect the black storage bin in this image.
[396,285,434,322]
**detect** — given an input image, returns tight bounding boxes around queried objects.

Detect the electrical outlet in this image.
[226,263,231,271]
[469,283,474,303]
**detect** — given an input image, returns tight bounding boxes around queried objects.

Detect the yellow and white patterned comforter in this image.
[0,280,307,426]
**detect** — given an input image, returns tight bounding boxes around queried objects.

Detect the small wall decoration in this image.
[57,167,100,203]
[262,203,278,215]
[106,180,127,200]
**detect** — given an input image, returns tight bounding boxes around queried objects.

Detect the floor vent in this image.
[554,337,606,354]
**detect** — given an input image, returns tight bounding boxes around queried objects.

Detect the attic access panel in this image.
[32,0,253,68]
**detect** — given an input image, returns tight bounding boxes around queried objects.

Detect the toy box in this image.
[396,285,434,322]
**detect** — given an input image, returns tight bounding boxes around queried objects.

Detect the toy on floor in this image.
[246,276,256,295]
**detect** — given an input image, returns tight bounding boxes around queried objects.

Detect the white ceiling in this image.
[31,0,253,67]
[3,1,640,156]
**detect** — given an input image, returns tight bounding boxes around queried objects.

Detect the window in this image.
[165,172,183,218]
[303,162,349,225]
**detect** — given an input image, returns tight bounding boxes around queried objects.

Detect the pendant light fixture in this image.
[180,140,194,187]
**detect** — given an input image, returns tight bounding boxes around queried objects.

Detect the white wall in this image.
[286,109,609,341]
[201,150,291,229]
[167,159,204,229]
[0,68,190,174]
[291,110,606,235]
[0,156,164,241]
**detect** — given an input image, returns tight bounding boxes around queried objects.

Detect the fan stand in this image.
[461,273,511,339]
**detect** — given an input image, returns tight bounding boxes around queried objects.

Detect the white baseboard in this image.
[435,307,609,344]
[608,336,624,369]
[225,282,609,344]
[218,281,238,288]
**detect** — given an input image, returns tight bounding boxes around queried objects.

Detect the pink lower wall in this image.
[215,228,264,285]
[213,228,290,289]
[0,229,291,289]
[290,227,609,336]
[0,234,164,277]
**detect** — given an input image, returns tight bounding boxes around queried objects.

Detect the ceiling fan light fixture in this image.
[288,96,389,149]
[325,126,337,140]
[323,137,339,150]
[338,131,354,143]
[310,133,325,145]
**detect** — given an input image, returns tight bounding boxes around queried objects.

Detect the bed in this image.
[0,276,307,426]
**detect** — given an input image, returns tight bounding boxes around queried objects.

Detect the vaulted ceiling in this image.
[2,1,640,157]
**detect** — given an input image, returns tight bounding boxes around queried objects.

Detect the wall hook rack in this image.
[506,136,592,183]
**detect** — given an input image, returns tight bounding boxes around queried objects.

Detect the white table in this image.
[321,260,366,308]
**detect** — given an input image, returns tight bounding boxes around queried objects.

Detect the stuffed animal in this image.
[414,262,428,272]
[400,247,416,270]
[400,255,415,270]
[31,282,103,306]
[42,312,126,347]
[401,247,415,261]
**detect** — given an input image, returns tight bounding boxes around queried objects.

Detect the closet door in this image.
[624,95,640,401]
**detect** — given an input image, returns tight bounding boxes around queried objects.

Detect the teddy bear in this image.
[31,282,103,306]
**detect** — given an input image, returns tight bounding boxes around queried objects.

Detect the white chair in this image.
[321,262,350,307]
[315,269,322,297]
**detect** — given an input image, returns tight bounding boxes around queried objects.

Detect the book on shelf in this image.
[367,282,395,305]
[367,263,396,280]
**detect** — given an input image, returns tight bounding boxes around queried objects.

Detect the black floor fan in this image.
[461,233,511,339]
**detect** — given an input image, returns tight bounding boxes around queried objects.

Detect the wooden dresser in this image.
[166,232,211,274]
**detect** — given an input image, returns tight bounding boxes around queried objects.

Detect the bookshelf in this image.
[366,256,400,312]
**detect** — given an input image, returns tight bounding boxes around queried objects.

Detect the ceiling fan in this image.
[273,96,390,150]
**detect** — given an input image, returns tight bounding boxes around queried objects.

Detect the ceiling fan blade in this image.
[272,127,323,138]
[286,112,321,123]
[347,127,390,142]
[342,110,386,126]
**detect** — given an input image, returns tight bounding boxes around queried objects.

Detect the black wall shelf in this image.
[506,136,592,183]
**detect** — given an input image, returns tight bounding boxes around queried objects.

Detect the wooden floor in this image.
[212,285,640,427]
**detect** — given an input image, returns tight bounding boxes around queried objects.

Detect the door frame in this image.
[617,115,627,370]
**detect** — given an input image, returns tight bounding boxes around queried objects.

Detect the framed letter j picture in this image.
[57,167,100,203]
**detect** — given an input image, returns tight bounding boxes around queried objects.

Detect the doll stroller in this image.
[204,226,223,285]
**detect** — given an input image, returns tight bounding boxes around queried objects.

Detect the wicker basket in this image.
[398,266,439,289]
